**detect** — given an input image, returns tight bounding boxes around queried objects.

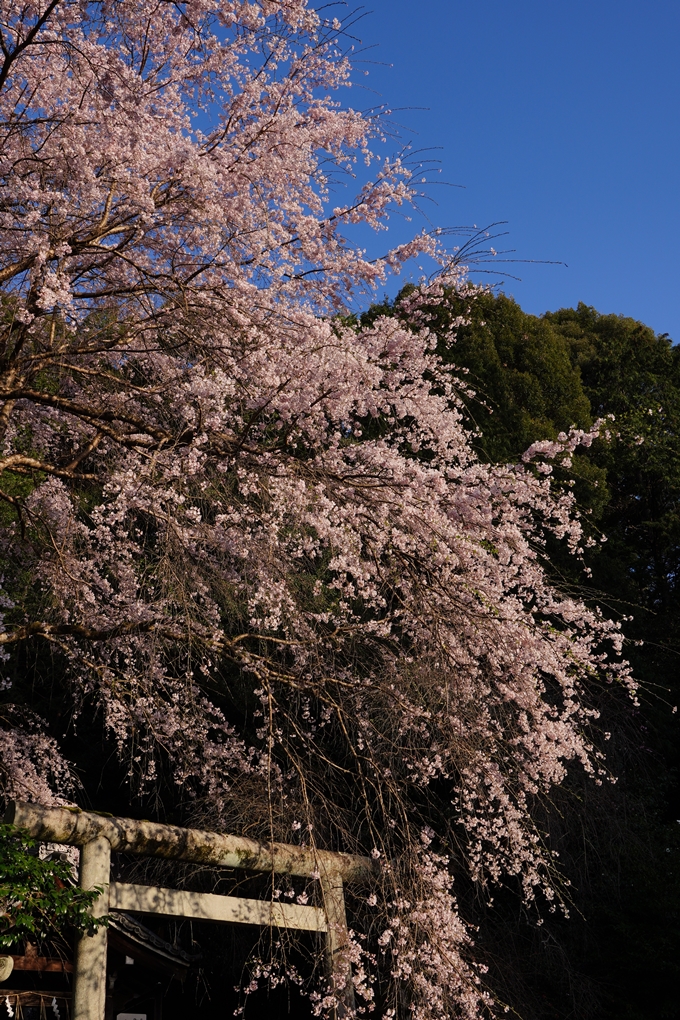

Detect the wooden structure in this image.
[0,899,199,1020]
[5,802,375,1020]
[0,945,71,1019]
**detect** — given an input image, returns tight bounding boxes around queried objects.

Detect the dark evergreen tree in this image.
[364,288,680,1020]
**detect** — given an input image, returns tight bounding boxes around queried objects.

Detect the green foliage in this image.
[0,824,106,949]
[548,303,680,619]
[364,289,592,463]
[363,287,680,1020]
[364,291,680,612]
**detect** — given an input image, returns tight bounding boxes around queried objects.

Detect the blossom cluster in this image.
[0,2,633,1016]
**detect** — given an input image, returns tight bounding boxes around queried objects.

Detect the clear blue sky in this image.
[329,0,680,338]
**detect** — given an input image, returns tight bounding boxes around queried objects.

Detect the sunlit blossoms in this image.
[0,1,633,1016]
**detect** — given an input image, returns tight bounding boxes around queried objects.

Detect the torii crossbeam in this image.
[5,801,376,1020]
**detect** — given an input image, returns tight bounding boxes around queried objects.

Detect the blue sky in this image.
[329,0,680,338]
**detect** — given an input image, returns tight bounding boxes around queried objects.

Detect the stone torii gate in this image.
[6,801,376,1020]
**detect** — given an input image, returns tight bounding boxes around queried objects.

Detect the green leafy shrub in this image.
[0,824,107,950]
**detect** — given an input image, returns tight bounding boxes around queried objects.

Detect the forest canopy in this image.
[362,286,680,1018]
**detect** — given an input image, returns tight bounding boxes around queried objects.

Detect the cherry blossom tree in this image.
[0,2,633,1016]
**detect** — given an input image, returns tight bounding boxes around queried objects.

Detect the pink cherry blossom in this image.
[0,3,634,1016]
